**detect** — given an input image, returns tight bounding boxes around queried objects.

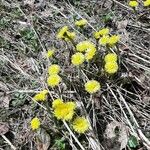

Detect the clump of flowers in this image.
[85,80,101,94]
[75,19,87,27]
[48,64,61,75]
[94,28,109,39]
[52,99,76,121]
[71,52,85,66]
[33,90,48,101]
[129,0,139,7]
[47,74,62,87]
[72,117,89,133]
[104,53,118,74]
[76,41,96,61]
[99,35,120,47]
[30,117,40,130]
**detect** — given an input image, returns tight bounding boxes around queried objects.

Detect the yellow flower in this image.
[108,35,120,46]
[104,53,117,62]
[54,101,76,121]
[94,31,100,39]
[71,52,85,66]
[57,26,68,39]
[104,62,118,74]
[99,28,109,36]
[46,50,54,58]
[76,41,96,52]
[85,80,101,94]
[47,75,61,87]
[94,28,109,39]
[144,0,150,6]
[72,117,89,133]
[52,98,63,109]
[75,19,87,27]
[99,35,109,46]
[85,47,96,61]
[33,90,48,101]
[65,31,76,40]
[129,1,138,7]
[48,64,60,75]
[30,117,40,130]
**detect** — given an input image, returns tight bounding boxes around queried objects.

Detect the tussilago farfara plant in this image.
[30,18,121,147]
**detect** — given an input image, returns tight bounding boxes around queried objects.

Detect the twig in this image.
[117,89,150,148]
[63,121,85,150]
[1,135,16,150]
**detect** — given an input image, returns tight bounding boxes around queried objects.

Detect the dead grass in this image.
[0,0,150,150]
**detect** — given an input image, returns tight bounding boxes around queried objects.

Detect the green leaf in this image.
[127,135,139,148]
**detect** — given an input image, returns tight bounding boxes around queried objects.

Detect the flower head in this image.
[129,1,138,7]
[104,62,118,74]
[85,47,96,61]
[52,98,63,109]
[85,80,101,94]
[57,26,68,39]
[94,28,109,39]
[53,101,76,121]
[46,49,54,58]
[94,31,100,39]
[99,35,109,46]
[47,75,61,87]
[48,64,61,75]
[33,90,48,101]
[75,19,87,27]
[99,28,109,36]
[30,117,40,130]
[65,31,76,41]
[71,52,85,66]
[76,41,95,52]
[144,0,150,6]
[108,35,120,46]
[72,117,89,133]
[104,53,117,62]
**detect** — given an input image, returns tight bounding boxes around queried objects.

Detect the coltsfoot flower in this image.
[33,90,48,101]
[65,31,76,41]
[85,47,96,61]
[129,1,138,7]
[85,80,101,94]
[30,117,40,130]
[94,28,109,39]
[108,35,120,46]
[76,41,96,52]
[71,52,85,66]
[99,35,109,46]
[144,0,150,6]
[75,19,87,27]
[52,98,63,109]
[104,53,117,62]
[47,75,61,87]
[46,49,54,58]
[53,101,76,121]
[104,62,118,74]
[57,26,68,39]
[48,64,61,75]
[72,117,89,133]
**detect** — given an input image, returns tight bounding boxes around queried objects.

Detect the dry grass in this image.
[0,0,150,150]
